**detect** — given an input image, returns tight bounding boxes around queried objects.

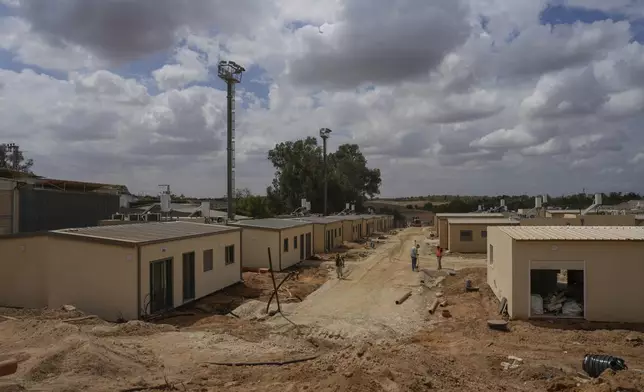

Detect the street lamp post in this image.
[319,128,332,216]
[218,60,245,221]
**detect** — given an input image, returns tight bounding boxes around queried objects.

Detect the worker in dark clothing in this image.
[335,254,345,279]
[411,243,420,271]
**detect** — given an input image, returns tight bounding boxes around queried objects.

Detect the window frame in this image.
[225,245,235,265]
[283,238,289,252]
[460,230,473,242]
[203,249,214,272]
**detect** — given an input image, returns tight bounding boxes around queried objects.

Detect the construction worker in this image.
[335,254,345,279]
[436,246,443,270]
[411,243,420,271]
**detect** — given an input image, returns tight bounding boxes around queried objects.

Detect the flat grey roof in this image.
[436,213,505,218]
[337,215,365,221]
[498,226,644,241]
[293,216,345,224]
[447,218,520,225]
[228,218,311,230]
[51,222,239,245]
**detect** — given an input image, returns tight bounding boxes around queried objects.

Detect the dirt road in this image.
[270,228,433,341]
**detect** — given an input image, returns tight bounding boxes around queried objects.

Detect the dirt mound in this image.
[0,320,83,350]
[577,370,644,392]
[90,320,177,337]
[231,300,270,320]
[343,249,369,260]
[26,338,160,385]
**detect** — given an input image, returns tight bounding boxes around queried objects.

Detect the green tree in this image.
[267,138,381,214]
[235,188,273,218]
[422,202,433,211]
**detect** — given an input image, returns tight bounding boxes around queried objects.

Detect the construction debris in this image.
[395,291,412,305]
[207,355,319,367]
[487,319,508,331]
[429,299,440,314]
[534,290,584,317]
[501,355,523,371]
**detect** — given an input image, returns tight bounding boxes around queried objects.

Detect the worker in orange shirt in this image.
[435,246,443,270]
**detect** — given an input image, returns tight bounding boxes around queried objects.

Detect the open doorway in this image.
[530,265,585,318]
[150,258,173,314]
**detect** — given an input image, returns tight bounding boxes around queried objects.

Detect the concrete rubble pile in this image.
[531,291,583,317]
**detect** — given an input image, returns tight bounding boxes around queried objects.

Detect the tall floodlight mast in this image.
[319,128,332,216]
[218,60,245,220]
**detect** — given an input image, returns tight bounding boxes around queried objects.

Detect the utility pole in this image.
[319,128,332,216]
[6,143,19,171]
[218,60,245,220]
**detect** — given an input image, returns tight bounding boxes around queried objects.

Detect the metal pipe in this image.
[267,247,281,312]
[226,82,235,221]
[429,298,440,314]
[395,291,412,305]
[323,136,327,216]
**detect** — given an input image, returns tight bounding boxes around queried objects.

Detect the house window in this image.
[460,230,473,241]
[283,238,289,252]
[481,230,487,238]
[203,249,213,272]
[294,236,298,249]
[489,244,494,265]
[225,245,235,265]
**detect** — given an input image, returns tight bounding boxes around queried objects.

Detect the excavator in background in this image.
[411,216,422,227]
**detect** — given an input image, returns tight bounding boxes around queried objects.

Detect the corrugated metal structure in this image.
[497,226,644,241]
[19,187,119,232]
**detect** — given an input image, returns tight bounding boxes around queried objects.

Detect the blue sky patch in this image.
[540,4,644,43]
[0,48,67,80]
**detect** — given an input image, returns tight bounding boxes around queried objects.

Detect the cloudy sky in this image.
[0,0,643,197]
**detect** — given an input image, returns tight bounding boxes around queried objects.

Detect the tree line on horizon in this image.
[120,137,383,218]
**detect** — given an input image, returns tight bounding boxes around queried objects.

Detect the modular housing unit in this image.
[294,216,345,254]
[229,219,313,271]
[0,222,242,321]
[447,218,520,253]
[340,215,364,242]
[487,226,644,323]
[435,213,505,249]
[361,215,377,237]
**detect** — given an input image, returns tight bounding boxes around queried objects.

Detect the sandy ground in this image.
[0,227,642,392]
[269,229,429,341]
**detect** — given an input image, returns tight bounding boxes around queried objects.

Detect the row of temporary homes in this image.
[487,225,644,323]
[0,214,392,322]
